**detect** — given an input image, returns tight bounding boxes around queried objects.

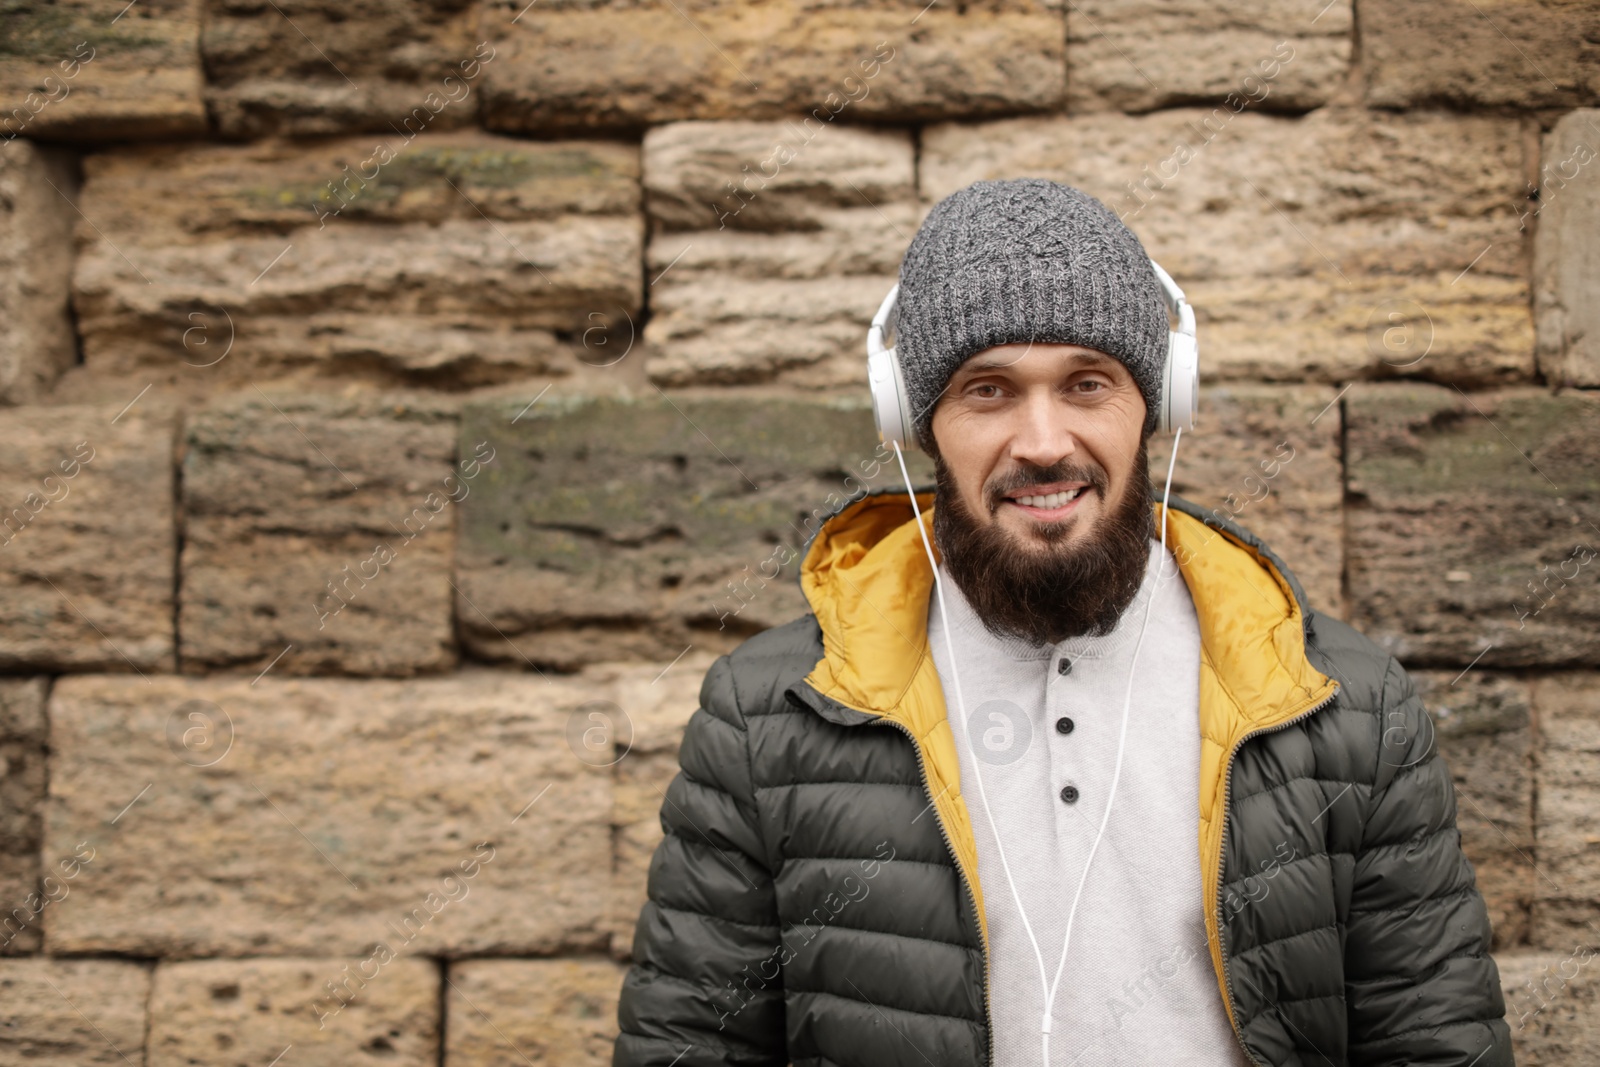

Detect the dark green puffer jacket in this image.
[614,492,1512,1066]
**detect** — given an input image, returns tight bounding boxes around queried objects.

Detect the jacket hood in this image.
[794,485,1340,1001]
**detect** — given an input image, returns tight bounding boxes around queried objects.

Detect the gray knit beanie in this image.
[894,178,1169,452]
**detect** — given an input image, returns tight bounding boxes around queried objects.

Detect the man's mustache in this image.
[983,461,1109,513]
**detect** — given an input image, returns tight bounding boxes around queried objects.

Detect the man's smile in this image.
[999,480,1092,521]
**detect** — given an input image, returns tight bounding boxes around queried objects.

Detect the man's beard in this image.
[931,439,1155,646]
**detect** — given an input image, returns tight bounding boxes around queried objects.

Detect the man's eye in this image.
[1075,380,1105,393]
[971,384,1001,398]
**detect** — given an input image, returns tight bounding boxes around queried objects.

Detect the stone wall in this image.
[1,1,1597,1061]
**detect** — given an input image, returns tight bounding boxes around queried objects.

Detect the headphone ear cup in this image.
[1161,330,1200,434]
[1147,257,1199,435]
[868,346,914,449]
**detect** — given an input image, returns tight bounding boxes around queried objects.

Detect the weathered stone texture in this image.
[921,108,1532,386]
[1346,384,1600,669]
[0,678,48,955]
[1364,0,1600,109]
[446,959,625,1066]
[1147,385,1343,616]
[589,656,711,960]
[0,0,206,141]
[611,750,681,964]
[456,395,931,670]
[0,403,175,672]
[70,133,641,390]
[44,672,612,957]
[1066,0,1352,113]
[479,1,1063,131]
[148,957,439,1066]
[201,0,480,139]
[0,141,78,404]
[1499,949,1600,1064]
[1534,108,1600,388]
[0,958,151,1065]
[643,121,914,388]
[7,2,1598,1053]
[645,120,914,234]
[1532,673,1600,949]
[179,391,459,677]
[1414,671,1534,949]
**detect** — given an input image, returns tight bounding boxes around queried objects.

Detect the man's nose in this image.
[1008,389,1078,468]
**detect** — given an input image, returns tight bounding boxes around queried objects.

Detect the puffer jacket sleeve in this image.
[613,654,787,1067]
[1344,654,1514,1065]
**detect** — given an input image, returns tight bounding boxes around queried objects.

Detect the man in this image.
[614,179,1511,1066]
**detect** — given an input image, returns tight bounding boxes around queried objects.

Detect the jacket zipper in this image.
[1213,683,1341,1067]
[878,714,996,1067]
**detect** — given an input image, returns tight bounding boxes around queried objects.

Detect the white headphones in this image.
[866,257,1200,449]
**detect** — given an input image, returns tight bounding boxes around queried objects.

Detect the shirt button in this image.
[1055,717,1074,735]
[1060,784,1079,804]
[1057,657,1073,676]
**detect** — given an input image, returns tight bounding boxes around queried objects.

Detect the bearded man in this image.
[613,179,1512,1067]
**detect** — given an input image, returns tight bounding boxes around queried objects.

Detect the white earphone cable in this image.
[893,426,1184,1067]
[894,442,1055,1014]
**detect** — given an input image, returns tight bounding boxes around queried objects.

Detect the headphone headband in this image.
[1148,259,1196,339]
[867,283,899,360]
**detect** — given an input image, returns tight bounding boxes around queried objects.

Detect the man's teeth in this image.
[1014,487,1085,509]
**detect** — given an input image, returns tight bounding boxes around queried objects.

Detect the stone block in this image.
[0,141,77,403]
[479,1,1063,130]
[201,0,481,138]
[596,653,716,760]
[0,958,150,1065]
[587,656,710,960]
[1147,384,1342,616]
[0,403,175,672]
[642,120,915,388]
[1499,949,1600,1065]
[921,108,1533,386]
[445,959,624,1067]
[1346,384,1600,669]
[0,0,205,141]
[1534,108,1600,388]
[611,750,681,964]
[1532,672,1600,949]
[1363,0,1600,109]
[44,672,613,957]
[178,391,459,677]
[0,679,48,955]
[455,395,932,670]
[70,133,641,390]
[148,957,438,1065]
[644,120,915,234]
[1066,0,1351,113]
[1414,671,1534,949]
